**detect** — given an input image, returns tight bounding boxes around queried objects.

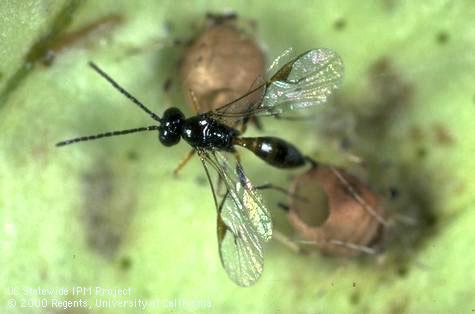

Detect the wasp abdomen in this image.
[236,137,306,168]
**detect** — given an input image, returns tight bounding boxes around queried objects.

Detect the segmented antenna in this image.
[88,62,161,122]
[56,62,165,147]
[56,125,160,147]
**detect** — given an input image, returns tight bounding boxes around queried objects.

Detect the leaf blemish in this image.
[81,159,136,260]
[436,31,449,45]
[333,18,347,31]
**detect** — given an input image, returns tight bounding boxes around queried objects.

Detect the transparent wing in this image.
[263,48,344,114]
[266,47,295,78]
[197,149,272,286]
[212,151,272,241]
[209,48,344,119]
[214,76,266,129]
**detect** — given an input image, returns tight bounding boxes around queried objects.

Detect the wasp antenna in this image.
[56,125,159,147]
[88,62,161,122]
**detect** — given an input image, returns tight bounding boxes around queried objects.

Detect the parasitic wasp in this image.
[56,48,344,286]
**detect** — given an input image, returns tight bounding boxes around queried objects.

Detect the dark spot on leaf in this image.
[119,256,133,271]
[333,18,347,31]
[389,187,400,199]
[81,159,137,260]
[381,0,400,12]
[249,19,258,32]
[416,146,427,159]
[40,264,48,281]
[397,265,408,277]
[126,150,139,161]
[436,31,449,45]
[340,137,352,150]
[350,290,360,305]
[432,123,454,145]
[350,57,413,141]
[409,126,425,142]
[410,124,454,147]
[378,163,439,272]
[163,78,173,92]
[164,20,175,33]
[195,175,207,186]
[387,297,409,314]
[175,38,186,46]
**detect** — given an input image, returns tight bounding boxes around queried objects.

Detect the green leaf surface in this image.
[1,1,474,313]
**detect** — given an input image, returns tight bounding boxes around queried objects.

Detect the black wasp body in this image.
[159,107,237,151]
[158,107,307,168]
[57,48,344,287]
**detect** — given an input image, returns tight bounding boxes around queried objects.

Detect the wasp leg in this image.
[188,89,201,113]
[239,119,248,134]
[297,238,378,255]
[328,166,389,226]
[255,183,308,203]
[250,116,263,131]
[274,210,378,256]
[303,156,319,169]
[272,229,305,254]
[173,149,196,176]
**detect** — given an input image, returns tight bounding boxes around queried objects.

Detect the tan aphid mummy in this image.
[287,165,385,257]
[180,14,265,115]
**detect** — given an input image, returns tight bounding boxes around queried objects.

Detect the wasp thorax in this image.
[159,107,185,146]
